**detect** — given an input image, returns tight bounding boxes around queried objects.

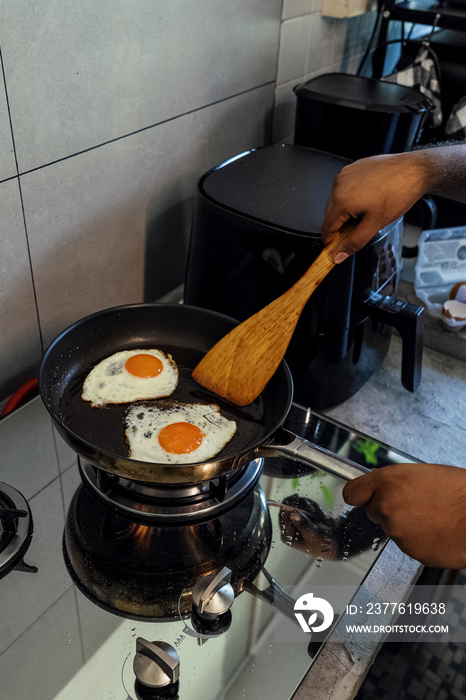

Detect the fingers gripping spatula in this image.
[192,220,358,406]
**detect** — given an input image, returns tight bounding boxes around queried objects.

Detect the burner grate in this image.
[78,458,264,522]
[0,482,37,578]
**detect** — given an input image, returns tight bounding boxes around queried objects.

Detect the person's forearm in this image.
[414,143,466,204]
[321,142,466,262]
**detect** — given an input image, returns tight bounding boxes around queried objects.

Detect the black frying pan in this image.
[39,303,368,485]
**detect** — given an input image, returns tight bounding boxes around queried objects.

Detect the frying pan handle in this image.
[243,572,298,621]
[244,567,338,640]
[259,428,371,481]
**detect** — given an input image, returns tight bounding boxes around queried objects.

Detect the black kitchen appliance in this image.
[293,73,432,160]
[293,72,439,239]
[184,144,424,410]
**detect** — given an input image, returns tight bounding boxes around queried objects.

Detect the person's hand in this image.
[322,152,428,264]
[343,463,466,569]
[322,144,466,263]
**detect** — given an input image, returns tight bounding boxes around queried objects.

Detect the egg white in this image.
[81,349,178,407]
[124,401,237,464]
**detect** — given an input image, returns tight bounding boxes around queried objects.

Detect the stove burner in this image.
[0,481,37,579]
[78,457,264,521]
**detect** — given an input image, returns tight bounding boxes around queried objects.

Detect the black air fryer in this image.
[293,73,432,159]
[184,144,423,410]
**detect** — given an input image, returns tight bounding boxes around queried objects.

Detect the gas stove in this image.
[0,397,415,700]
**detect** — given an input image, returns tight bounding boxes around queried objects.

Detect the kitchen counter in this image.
[397,277,466,366]
[326,327,466,470]
[294,312,466,699]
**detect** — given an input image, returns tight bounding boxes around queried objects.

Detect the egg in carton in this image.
[442,282,466,331]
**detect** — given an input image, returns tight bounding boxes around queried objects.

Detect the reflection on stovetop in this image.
[64,475,271,621]
[0,399,417,700]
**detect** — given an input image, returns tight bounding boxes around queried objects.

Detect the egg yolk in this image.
[158,422,204,454]
[125,353,163,378]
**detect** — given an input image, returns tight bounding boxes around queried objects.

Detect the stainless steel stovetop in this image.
[0,397,416,700]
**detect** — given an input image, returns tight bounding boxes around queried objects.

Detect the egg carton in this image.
[414,226,466,331]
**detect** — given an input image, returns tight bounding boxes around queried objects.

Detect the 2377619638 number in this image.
[364,602,446,615]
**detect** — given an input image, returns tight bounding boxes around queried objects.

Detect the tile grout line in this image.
[0,586,73,661]
[0,79,276,185]
[0,45,44,352]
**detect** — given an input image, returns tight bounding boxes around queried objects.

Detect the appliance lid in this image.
[199,144,352,236]
[294,73,433,113]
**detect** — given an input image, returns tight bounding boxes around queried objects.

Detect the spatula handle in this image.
[287,218,360,311]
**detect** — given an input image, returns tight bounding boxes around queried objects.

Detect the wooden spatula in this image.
[192,220,358,405]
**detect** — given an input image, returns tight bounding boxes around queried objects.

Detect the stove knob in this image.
[133,638,180,689]
[192,566,234,620]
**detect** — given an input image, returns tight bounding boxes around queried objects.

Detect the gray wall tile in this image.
[282,0,318,19]
[22,85,275,348]
[273,78,303,143]
[0,68,16,182]
[0,1,369,402]
[1,0,282,173]
[0,179,43,397]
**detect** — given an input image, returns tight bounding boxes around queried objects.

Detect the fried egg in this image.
[81,349,178,407]
[124,401,237,464]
